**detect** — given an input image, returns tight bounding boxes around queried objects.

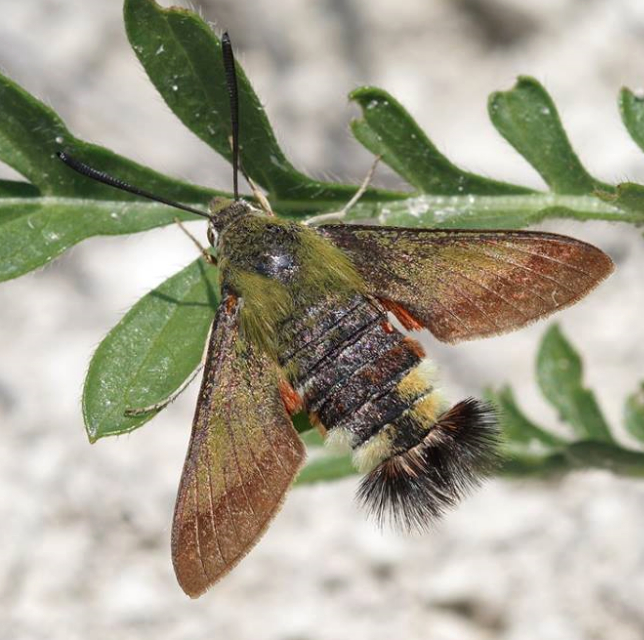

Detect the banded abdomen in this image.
[278,292,500,530]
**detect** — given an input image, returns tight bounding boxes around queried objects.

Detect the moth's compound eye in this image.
[207,225,216,247]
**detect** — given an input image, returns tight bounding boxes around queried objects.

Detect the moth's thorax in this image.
[213,210,364,359]
[217,212,364,301]
[218,214,304,285]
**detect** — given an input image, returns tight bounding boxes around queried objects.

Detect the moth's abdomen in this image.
[279,294,500,530]
[280,294,419,441]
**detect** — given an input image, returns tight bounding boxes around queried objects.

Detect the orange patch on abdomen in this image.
[309,411,328,437]
[402,336,426,359]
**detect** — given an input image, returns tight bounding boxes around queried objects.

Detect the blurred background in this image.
[2,1,644,639]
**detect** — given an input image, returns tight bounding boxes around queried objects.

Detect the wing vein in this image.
[225,424,258,518]
[222,460,242,541]
[427,269,505,331]
[222,375,258,517]
[205,449,226,565]
[482,240,596,277]
[471,248,577,293]
[429,261,531,319]
[247,364,290,476]
[371,255,474,331]
[193,472,210,582]
[458,260,553,307]
[237,372,273,489]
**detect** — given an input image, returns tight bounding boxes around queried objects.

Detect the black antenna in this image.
[57,151,211,219]
[221,32,239,201]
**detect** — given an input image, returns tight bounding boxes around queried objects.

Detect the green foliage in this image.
[489,386,566,450]
[298,326,644,484]
[350,87,528,196]
[625,383,644,443]
[0,73,219,282]
[83,259,220,442]
[495,327,644,477]
[488,77,610,194]
[2,0,643,284]
[536,325,613,443]
[124,0,357,203]
[0,0,641,483]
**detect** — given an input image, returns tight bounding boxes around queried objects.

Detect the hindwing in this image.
[319,225,613,343]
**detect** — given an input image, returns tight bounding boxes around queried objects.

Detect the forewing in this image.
[319,225,613,343]
[172,293,305,597]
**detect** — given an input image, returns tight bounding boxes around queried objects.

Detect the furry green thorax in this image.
[211,201,364,357]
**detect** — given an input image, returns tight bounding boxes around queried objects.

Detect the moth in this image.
[58,33,614,597]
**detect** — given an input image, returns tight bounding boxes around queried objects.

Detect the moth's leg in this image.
[174,218,217,265]
[241,167,274,216]
[305,155,381,226]
[124,365,204,417]
[338,154,381,216]
[246,174,274,216]
[229,134,275,216]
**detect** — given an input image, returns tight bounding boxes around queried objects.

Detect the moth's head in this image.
[208,197,246,234]
[206,197,261,246]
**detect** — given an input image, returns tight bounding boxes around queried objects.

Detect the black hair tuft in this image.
[357,398,501,532]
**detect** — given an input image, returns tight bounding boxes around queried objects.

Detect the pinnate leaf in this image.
[350,86,529,195]
[536,325,613,443]
[625,383,644,443]
[489,76,610,194]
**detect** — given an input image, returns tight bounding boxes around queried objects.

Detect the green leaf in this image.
[500,451,568,477]
[489,76,610,194]
[123,0,394,207]
[485,326,644,479]
[0,64,395,283]
[0,73,215,202]
[564,442,644,477]
[123,0,284,191]
[536,325,613,442]
[292,411,315,434]
[292,412,323,447]
[83,258,219,442]
[486,385,566,448]
[596,182,644,217]
[296,454,355,485]
[625,383,644,443]
[300,430,325,448]
[2,32,642,284]
[0,71,220,282]
[619,87,644,154]
[0,74,80,194]
[3,0,644,466]
[345,197,633,230]
[0,180,39,198]
[350,87,529,195]
[345,82,637,228]
[294,438,644,484]
[0,198,207,283]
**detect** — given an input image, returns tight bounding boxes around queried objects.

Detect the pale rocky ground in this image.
[2,1,644,639]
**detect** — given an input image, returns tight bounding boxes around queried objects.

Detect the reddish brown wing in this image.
[319,225,613,343]
[172,293,305,597]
